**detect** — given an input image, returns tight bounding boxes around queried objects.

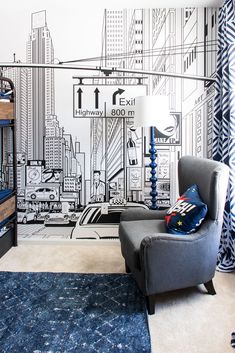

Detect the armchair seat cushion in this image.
[119,219,166,270]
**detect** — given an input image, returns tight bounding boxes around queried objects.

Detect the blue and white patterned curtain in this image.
[213,0,235,272]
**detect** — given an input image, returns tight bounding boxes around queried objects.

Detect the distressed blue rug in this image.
[0,272,151,353]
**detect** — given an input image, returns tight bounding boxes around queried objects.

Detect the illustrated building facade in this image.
[181,8,217,159]
[90,7,218,206]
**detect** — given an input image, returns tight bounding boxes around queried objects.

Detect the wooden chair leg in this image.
[146,294,155,315]
[204,280,216,295]
[125,261,131,273]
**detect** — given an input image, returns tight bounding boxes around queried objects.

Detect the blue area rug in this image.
[0,272,151,353]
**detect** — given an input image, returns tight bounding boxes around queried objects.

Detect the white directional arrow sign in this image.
[73,84,147,118]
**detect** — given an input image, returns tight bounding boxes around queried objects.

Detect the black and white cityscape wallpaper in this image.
[0,3,218,239]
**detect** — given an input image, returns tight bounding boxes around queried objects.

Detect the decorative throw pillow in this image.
[165,184,208,235]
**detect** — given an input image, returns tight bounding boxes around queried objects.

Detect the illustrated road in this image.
[18,224,74,240]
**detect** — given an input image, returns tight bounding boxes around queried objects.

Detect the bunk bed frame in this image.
[0,77,17,258]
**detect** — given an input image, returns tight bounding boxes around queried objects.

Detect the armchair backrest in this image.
[178,156,229,221]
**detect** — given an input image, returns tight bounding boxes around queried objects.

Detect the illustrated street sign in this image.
[73,84,147,118]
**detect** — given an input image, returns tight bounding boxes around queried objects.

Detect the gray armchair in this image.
[119,156,229,314]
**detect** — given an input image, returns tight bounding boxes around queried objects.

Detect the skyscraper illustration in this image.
[27,10,55,161]
[102,10,124,73]
[44,114,64,169]
[124,9,151,86]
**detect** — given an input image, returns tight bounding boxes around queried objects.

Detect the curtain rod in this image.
[0,62,216,82]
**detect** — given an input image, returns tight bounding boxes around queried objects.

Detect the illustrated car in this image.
[44,210,80,226]
[71,201,148,240]
[36,211,50,223]
[26,187,58,201]
[17,209,37,224]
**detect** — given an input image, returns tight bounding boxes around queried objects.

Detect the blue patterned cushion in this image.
[165,184,208,235]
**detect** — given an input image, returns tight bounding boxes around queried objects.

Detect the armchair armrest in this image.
[120,208,168,222]
[139,220,220,295]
